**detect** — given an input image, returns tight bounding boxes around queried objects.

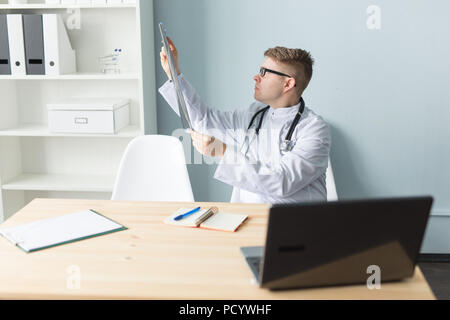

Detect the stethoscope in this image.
[241,97,306,154]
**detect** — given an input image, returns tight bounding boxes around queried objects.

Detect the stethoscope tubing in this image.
[247,97,306,145]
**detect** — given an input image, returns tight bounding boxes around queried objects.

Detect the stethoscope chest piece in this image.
[280,140,295,152]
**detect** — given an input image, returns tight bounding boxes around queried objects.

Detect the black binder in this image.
[0,14,11,75]
[23,14,45,75]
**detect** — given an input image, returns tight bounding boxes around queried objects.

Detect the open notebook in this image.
[164,207,248,232]
[0,210,127,253]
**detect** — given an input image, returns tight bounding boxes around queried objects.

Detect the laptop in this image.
[241,196,433,290]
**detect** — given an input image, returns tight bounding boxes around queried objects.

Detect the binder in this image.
[43,14,76,76]
[0,14,11,75]
[23,14,46,75]
[6,14,26,76]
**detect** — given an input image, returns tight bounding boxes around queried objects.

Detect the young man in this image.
[159,38,331,204]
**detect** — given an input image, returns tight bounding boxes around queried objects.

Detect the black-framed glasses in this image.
[259,67,296,87]
[259,67,293,79]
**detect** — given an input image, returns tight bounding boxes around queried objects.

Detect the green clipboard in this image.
[0,209,127,253]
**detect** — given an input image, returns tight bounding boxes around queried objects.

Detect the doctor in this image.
[159,38,331,204]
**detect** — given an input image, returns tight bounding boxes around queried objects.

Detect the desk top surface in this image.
[0,199,435,300]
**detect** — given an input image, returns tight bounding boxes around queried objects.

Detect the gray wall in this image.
[152,0,450,252]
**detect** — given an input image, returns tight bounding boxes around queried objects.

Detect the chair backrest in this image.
[326,159,338,201]
[112,135,194,202]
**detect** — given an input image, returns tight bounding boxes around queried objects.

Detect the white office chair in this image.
[111,135,194,202]
[326,159,338,201]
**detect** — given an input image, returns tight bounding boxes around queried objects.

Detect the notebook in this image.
[0,210,127,253]
[164,207,248,232]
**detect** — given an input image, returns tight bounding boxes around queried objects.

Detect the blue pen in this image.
[174,207,201,221]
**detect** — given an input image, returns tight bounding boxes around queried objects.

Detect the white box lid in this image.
[47,98,130,111]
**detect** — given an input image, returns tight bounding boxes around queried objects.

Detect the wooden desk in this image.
[0,199,435,300]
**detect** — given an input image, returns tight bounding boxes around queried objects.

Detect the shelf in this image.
[0,73,140,80]
[0,3,137,10]
[2,173,115,192]
[0,124,141,138]
[0,0,157,223]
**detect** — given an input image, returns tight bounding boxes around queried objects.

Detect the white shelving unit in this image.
[0,3,137,9]
[0,73,140,80]
[0,0,157,222]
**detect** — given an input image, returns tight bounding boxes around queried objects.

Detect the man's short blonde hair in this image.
[264,46,314,92]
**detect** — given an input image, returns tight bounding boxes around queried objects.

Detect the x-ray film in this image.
[159,22,192,130]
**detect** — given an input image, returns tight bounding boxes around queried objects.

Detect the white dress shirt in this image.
[159,74,331,204]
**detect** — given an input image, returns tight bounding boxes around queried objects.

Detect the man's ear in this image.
[284,78,297,92]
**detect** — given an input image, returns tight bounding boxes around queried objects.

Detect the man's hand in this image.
[160,37,181,81]
[190,130,227,158]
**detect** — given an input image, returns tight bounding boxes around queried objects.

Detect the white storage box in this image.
[47,98,130,134]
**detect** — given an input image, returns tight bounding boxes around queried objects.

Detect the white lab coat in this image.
[159,74,331,204]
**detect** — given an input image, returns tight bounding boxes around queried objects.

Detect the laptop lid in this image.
[259,196,433,290]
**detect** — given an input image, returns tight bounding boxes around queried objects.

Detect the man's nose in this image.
[254,74,261,82]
